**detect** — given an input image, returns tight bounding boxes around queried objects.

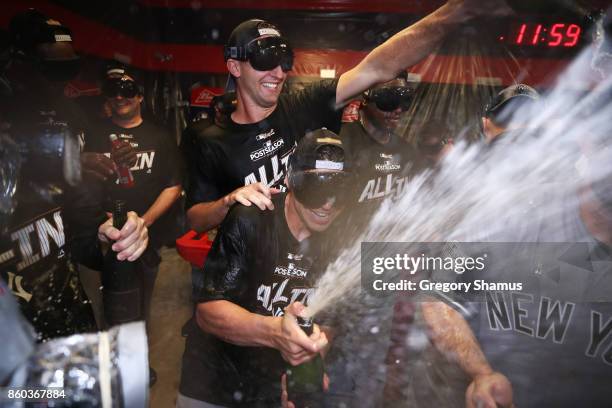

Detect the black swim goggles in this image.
[364,87,412,112]
[226,36,294,72]
[102,77,140,98]
[289,170,352,209]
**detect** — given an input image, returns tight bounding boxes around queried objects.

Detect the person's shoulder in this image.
[138,119,170,136]
[227,193,284,223]
[341,120,369,150]
[185,117,215,135]
[189,122,230,151]
[223,200,272,236]
[200,121,229,139]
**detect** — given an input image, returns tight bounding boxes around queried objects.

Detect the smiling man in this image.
[178,129,352,407]
[185,0,512,233]
[82,65,183,385]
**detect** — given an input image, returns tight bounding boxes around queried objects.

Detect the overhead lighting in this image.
[320,69,336,78]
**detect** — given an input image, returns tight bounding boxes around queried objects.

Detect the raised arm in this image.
[336,0,512,105]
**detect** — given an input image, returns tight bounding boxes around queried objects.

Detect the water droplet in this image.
[233,391,243,401]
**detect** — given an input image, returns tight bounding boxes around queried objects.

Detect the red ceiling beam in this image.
[136,0,444,13]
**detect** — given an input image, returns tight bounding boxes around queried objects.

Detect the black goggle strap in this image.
[224,45,248,61]
[224,36,292,61]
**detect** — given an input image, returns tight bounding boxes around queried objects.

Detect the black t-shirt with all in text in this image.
[83,120,183,248]
[180,193,330,406]
[342,120,413,208]
[0,90,97,341]
[186,79,341,209]
[333,120,414,248]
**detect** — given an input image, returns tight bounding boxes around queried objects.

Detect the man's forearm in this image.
[196,300,280,348]
[421,301,493,378]
[368,2,467,78]
[142,185,182,227]
[186,197,231,232]
[337,1,469,104]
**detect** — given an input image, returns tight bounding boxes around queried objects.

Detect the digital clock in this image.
[500,22,584,48]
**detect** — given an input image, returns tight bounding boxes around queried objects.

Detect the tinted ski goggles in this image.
[365,87,412,112]
[289,170,352,209]
[227,36,294,72]
[102,77,140,98]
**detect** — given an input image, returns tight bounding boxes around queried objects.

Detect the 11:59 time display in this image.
[500,22,583,48]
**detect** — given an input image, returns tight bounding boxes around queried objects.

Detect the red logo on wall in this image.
[191,86,223,108]
[64,80,100,98]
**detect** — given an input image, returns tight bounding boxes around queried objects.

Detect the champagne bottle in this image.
[286,316,324,408]
[102,200,142,326]
[109,134,135,188]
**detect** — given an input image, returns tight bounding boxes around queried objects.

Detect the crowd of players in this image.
[1,1,611,407]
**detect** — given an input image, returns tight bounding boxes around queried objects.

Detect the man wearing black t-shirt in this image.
[341,75,415,224]
[186,0,512,233]
[83,67,182,335]
[1,9,149,341]
[178,129,353,407]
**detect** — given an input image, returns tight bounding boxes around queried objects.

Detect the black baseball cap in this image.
[103,62,140,83]
[9,9,74,56]
[485,84,540,117]
[290,128,350,173]
[224,19,284,61]
[289,128,353,209]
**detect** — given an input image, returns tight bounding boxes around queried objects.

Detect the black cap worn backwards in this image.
[485,84,540,117]
[290,128,350,173]
[9,8,73,56]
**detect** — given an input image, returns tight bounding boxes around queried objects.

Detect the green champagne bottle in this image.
[286,316,324,408]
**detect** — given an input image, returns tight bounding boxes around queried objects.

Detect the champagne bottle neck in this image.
[112,200,127,230]
[297,316,314,336]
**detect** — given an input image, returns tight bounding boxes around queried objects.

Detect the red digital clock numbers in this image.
[514,23,582,47]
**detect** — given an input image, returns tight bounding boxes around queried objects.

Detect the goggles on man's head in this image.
[365,87,412,112]
[102,77,139,98]
[226,36,294,72]
[289,170,352,209]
